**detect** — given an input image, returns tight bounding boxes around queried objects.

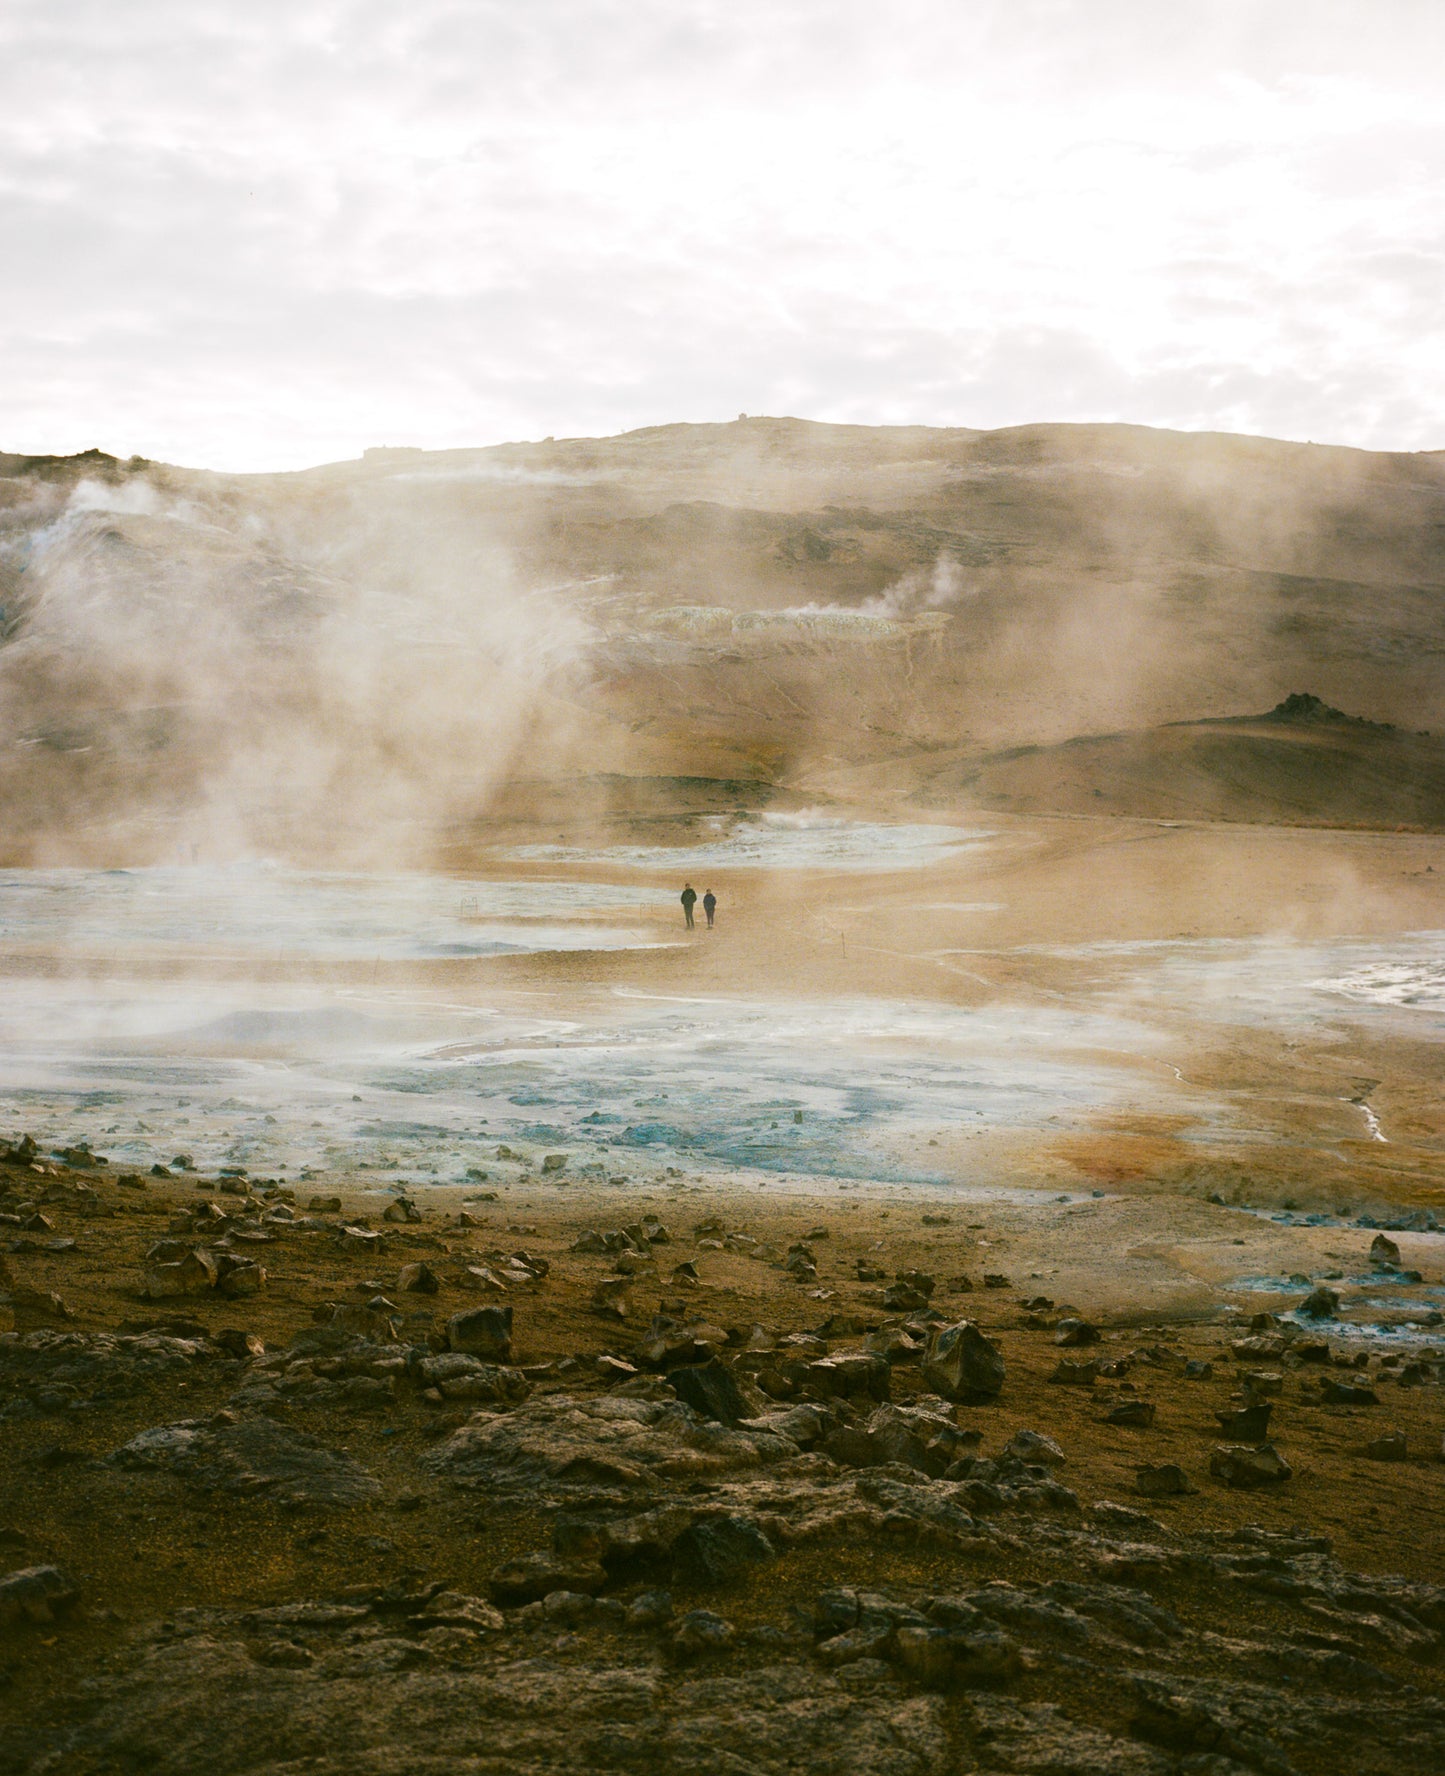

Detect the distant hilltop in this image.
[2,417,1445,862]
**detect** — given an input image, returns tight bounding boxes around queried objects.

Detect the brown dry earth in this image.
[1,815,1443,1774]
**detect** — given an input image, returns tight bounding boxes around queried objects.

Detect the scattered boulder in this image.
[487,1552,606,1605]
[806,1351,892,1403]
[667,1360,761,1427]
[1135,1464,1195,1498]
[0,1564,80,1629]
[591,1276,633,1320]
[398,1262,440,1295]
[670,1514,775,1585]
[1300,1286,1340,1320]
[1104,1401,1155,1428]
[671,1609,736,1661]
[1214,1402,1272,1442]
[446,1305,513,1362]
[1005,1430,1065,1467]
[1054,1319,1100,1347]
[1209,1442,1292,1488]
[417,1353,529,1403]
[216,1259,266,1299]
[1319,1376,1379,1405]
[1049,1359,1098,1388]
[142,1249,218,1299]
[921,1320,1005,1401]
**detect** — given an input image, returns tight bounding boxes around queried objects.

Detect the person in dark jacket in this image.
[681,883,697,929]
[702,889,717,928]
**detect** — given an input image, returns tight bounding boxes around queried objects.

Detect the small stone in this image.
[382,1198,421,1224]
[541,1589,594,1624]
[399,1262,440,1294]
[1366,1430,1407,1462]
[1005,1429,1065,1466]
[216,1260,265,1298]
[1135,1463,1195,1497]
[1320,1378,1379,1405]
[541,1155,568,1174]
[214,1329,264,1359]
[142,1249,218,1298]
[671,1609,735,1660]
[625,1589,673,1629]
[595,1354,639,1383]
[883,1283,930,1312]
[1054,1317,1100,1346]
[1104,1400,1155,1428]
[248,1639,313,1668]
[591,1276,633,1320]
[487,1553,605,1606]
[1214,1402,1272,1441]
[416,1591,505,1632]
[1049,1358,1098,1387]
[1370,1233,1401,1267]
[1300,1286,1339,1320]
[0,1565,80,1628]
[1209,1442,1292,1487]
[308,1195,342,1213]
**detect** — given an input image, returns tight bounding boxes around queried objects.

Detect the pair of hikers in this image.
[680,883,716,930]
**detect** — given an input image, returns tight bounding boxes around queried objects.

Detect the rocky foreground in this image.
[3,1137,1445,1774]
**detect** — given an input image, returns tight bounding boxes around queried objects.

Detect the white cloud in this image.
[2,1,1444,466]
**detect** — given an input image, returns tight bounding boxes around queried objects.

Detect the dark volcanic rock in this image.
[670,1514,775,1585]
[666,1359,758,1426]
[111,1413,382,1504]
[446,1306,513,1362]
[1208,1442,1292,1488]
[1135,1464,1195,1498]
[0,1564,80,1628]
[920,1321,1004,1401]
[1214,1402,1272,1441]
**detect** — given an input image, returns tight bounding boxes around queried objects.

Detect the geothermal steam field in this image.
[2,424,1445,1775]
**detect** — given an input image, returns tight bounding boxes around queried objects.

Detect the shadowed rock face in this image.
[4,420,1445,861]
[17,1510,1445,1776]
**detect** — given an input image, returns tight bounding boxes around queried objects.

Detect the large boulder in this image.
[922,1321,1005,1401]
[666,1359,761,1427]
[447,1305,513,1362]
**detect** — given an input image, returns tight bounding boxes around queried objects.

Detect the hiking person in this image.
[702,889,717,928]
[680,883,697,929]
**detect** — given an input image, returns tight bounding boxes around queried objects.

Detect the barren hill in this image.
[915,694,1445,830]
[2,419,1444,859]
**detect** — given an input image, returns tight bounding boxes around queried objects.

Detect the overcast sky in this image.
[4,1,1444,470]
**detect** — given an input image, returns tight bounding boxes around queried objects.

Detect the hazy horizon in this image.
[6,1,1445,471]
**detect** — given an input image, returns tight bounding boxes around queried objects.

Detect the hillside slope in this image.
[915,695,1445,829]
[2,420,1444,858]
